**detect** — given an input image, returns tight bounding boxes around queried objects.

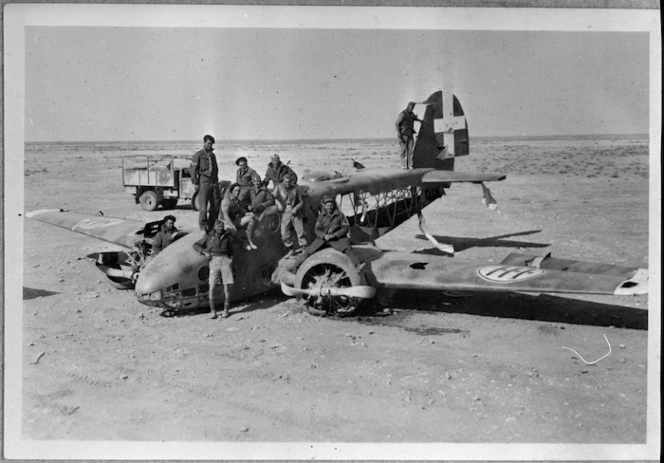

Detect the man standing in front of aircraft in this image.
[274,172,306,255]
[190,134,221,231]
[395,102,422,169]
[193,219,234,319]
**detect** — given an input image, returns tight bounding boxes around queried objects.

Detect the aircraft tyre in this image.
[139,190,160,211]
[191,192,199,211]
[293,248,363,317]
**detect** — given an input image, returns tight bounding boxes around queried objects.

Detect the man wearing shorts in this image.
[193,220,234,319]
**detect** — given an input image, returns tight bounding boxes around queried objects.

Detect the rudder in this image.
[412,91,469,170]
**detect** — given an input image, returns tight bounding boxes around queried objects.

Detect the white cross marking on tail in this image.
[433,92,466,156]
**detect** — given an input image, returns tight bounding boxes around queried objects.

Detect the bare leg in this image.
[209,258,221,319]
[246,220,256,247]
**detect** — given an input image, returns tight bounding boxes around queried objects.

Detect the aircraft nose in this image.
[134,272,159,296]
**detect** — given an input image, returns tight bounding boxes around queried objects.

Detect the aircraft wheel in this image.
[139,190,160,211]
[191,192,199,211]
[293,249,362,317]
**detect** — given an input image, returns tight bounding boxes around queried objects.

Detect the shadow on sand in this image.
[23,287,59,300]
[166,290,283,318]
[378,290,647,330]
[414,229,549,253]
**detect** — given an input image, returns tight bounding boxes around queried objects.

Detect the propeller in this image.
[280,282,376,299]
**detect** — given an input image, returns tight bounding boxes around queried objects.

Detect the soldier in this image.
[193,219,234,319]
[273,172,306,255]
[220,183,254,250]
[395,102,422,169]
[151,215,180,256]
[244,175,277,249]
[189,134,221,230]
[265,154,298,189]
[306,195,360,265]
[235,156,260,203]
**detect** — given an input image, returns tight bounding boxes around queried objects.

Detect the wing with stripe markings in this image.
[368,251,647,296]
[26,209,153,249]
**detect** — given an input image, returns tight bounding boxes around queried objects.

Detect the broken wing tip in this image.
[613,268,649,296]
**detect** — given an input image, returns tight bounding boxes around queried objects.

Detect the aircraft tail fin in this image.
[412,91,469,170]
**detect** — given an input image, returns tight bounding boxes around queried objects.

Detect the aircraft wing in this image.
[304,167,505,201]
[421,170,506,184]
[368,251,647,296]
[26,209,152,249]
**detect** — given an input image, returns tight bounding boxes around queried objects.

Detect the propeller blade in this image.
[281,282,376,299]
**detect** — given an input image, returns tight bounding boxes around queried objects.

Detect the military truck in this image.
[122,155,199,211]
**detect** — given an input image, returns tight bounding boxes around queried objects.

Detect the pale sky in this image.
[24,25,649,142]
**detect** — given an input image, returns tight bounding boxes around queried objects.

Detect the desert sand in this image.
[17,135,651,450]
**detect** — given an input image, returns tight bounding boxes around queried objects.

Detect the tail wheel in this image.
[139,190,160,211]
[293,249,362,317]
[191,192,200,211]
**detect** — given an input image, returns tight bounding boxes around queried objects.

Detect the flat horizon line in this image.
[25,133,649,145]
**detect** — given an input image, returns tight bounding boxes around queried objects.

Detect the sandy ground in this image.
[13,136,654,453]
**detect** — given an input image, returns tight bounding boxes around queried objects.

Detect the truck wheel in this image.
[139,190,159,211]
[191,192,199,211]
[161,198,178,210]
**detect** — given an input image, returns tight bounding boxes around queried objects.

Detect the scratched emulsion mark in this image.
[404,326,468,336]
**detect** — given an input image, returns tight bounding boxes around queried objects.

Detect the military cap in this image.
[321,195,336,205]
[204,134,215,143]
[235,156,248,165]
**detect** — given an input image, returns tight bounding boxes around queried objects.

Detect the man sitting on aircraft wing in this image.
[265,153,298,189]
[305,195,361,266]
[273,172,307,255]
[244,175,278,249]
[193,219,234,320]
[219,183,255,250]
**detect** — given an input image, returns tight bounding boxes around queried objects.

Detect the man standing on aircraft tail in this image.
[274,172,307,255]
[245,175,277,249]
[395,102,422,169]
[265,154,298,189]
[193,219,234,319]
[235,156,260,203]
[190,134,221,230]
[151,215,180,256]
[220,183,255,250]
[306,195,361,266]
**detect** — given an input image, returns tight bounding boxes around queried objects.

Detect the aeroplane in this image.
[26,91,648,318]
